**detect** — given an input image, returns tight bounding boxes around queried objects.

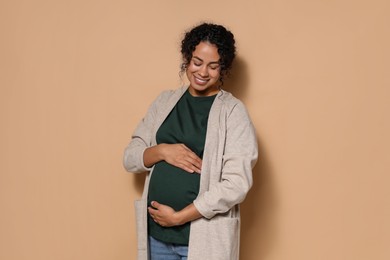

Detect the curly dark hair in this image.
[180,23,236,81]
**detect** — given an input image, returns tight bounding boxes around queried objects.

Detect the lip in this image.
[194,75,209,85]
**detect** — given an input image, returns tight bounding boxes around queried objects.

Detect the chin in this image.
[189,84,219,96]
[193,85,209,92]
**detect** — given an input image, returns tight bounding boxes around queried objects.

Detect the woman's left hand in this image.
[148,201,180,227]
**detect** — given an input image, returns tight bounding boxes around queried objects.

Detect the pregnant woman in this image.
[123,22,258,260]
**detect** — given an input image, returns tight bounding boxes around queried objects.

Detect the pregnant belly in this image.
[148,161,200,211]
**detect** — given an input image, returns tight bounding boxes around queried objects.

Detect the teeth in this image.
[195,77,208,84]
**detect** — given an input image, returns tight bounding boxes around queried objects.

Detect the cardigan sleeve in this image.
[193,102,258,219]
[123,91,169,173]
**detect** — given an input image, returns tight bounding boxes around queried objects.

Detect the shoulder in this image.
[217,89,250,119]
[151,86,187,106]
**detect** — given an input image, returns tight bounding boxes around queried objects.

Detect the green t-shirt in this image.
[148,89,216,245]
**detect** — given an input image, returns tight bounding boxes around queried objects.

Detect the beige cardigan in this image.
[123,86,258,260]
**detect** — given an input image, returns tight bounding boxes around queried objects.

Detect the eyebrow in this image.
[193,56,220,65]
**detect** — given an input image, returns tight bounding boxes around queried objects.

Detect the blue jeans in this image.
[149,236,188,260]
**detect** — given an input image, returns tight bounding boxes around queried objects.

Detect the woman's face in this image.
[186,41,221,97]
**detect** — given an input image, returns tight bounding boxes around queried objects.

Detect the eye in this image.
[209,65,220,70]
[191,58,203,67]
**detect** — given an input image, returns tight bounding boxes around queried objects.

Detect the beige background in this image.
[1,0,389,259]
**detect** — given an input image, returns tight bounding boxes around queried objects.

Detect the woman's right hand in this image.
[143,144,202,174]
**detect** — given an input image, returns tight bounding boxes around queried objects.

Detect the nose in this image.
[198,65,209,77]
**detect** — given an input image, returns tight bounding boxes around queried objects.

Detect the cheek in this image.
[210,70,221,80]
[186,63,197,73]
[186,65,198,79]
[185,69,193,82]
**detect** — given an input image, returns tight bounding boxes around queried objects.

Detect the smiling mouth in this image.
[194,76,209,85]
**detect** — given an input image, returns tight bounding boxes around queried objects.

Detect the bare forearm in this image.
[149,201,203,227]
[143,143,202,173]
[175,203,203,225]
[143,144,164,168]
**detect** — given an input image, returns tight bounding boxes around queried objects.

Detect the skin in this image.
[186,41,222,97]
[145,41,222,227]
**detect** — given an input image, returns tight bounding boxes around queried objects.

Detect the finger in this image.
[176,162,196,173]
[183,148,200,159]
[148,207,158,216]
[188,156,202,168]
[176,161,201,174]
[148,207,159,215]
[151,201,160,209]
[183,157,202,173]
[185,152,202,165]
[185,162,201,174]
[170,151,202,173]
[180,145,202,164]
[180,144,192,152]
